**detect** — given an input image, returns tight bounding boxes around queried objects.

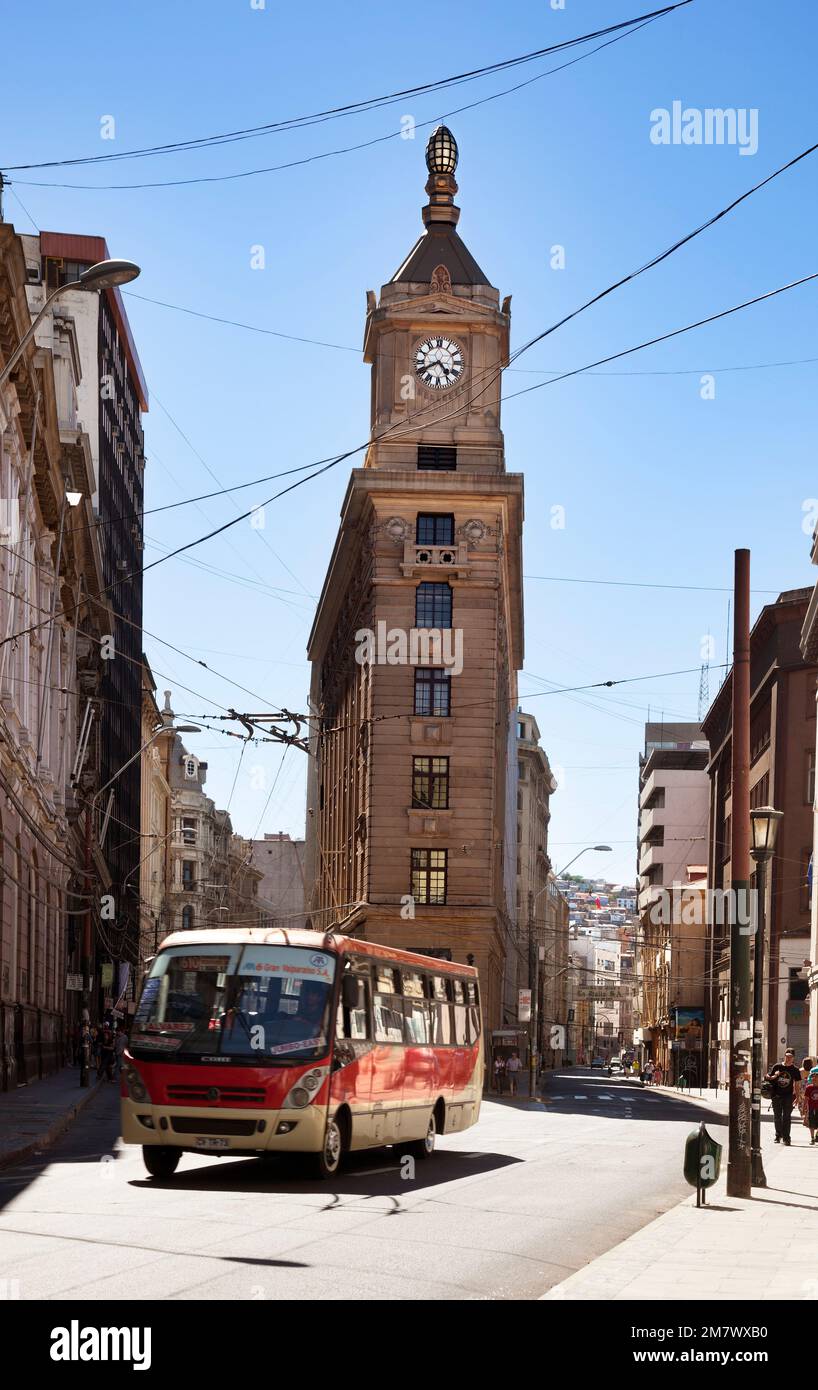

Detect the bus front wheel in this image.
[314,1114,344,1180]
[142,1146,181,1179]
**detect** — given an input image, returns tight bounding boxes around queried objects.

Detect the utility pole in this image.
[727,548,752,1197]
[527,890,537,1099]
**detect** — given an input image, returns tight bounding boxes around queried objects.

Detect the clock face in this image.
[414,336,464,390]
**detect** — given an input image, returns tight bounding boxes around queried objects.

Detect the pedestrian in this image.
[653,1063,663,1086]
[799,1058,816,1130]
[493,1054,506,1094]
[98,1024,115,1082]
[115,1025,128,1077]
[804,1067,818,1144]
[644,1060,655,1084]
[765,1047,802,1145]
[506,1051,521,1097]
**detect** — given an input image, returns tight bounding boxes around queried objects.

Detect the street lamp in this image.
[554,845,612,877]
[0,259,141,390]
[78,719,199,1085]
[749,805,783,1187]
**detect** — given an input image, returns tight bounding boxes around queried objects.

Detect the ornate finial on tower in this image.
[423,126,460,228]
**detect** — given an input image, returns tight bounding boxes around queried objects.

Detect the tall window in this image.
[181,906,195,931]
[417,445,456,472]
[414,667,451,716]
[806,749,816,806]
[411,848,448,905]
[182,817,197,845]
[415,582,452,629]
[416,513,454,546]
[412,757,450,810]
[182,860,195,891]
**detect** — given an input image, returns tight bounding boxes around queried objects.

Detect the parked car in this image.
[591,1057,604,1068]
[607,1058,624,1074]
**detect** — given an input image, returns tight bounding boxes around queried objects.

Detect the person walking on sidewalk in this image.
[653,1064,663,1086]
[493,1054,505,1094]
[765,1047,802,1145]
[115,1025,128,1077]
[803,1067,818,1144]
[506,1051,521,1097]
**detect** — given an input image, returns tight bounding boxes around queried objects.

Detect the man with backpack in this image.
[765,1047,802,1145]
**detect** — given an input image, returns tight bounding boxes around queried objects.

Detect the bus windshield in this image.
[131,944,336,1063]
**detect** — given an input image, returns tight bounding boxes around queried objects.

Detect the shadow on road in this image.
[129,1145,521,1200]
[538,1070,732,1128]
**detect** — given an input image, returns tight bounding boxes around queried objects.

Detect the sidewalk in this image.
[0,1067,104,1170]
[542,1101,818,1301]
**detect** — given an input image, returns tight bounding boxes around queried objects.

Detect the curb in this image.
[0,1077,105,1172]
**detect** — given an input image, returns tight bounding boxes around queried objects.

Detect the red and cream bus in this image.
[122,929,483,1179]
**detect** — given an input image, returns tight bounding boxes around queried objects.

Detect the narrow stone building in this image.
[305,129,524,1031]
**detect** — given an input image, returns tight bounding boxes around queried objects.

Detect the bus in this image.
[121,928,483,1180]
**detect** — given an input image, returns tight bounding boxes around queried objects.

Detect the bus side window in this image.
[430,976,453,1045]
[337,976,371,1041]
[404,998,430,1045]
[374,998,404,1044]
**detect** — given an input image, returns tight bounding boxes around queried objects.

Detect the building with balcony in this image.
[21,229,148,1016]
[800,530,818,1057]
[703,589,816,1084]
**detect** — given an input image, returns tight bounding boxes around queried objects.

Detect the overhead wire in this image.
[5,5,690,189]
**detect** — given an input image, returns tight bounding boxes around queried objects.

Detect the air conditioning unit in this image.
[26,266,41,283]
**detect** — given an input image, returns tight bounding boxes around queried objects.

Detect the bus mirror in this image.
[341,975,358,1010]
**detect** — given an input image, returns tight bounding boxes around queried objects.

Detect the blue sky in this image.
[4,0,817,885]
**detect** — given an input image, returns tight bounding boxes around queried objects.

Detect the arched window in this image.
[181,906,194,932]
[184,756,198,780]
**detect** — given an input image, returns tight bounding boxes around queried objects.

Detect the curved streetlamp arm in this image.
[0,281,75,390]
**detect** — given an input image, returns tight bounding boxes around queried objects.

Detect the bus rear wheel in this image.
[142,1146,181,1179]
[313,1114,344,1180]
[408,1111,436,1161]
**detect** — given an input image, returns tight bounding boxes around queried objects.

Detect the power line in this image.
[4,170,815,653]
[10,122,812,583]
[122,288,818,382]
[4,5,689,187]
[525,574,781,595]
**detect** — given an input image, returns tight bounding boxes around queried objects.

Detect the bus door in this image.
[451,978,476,1106]
[371,964,406,1144]
[429,974,455,1102]
[333,960,375,1150]
[400,968,434,1141]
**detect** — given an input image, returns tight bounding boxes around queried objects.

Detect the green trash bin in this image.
[683,1121,722,1205]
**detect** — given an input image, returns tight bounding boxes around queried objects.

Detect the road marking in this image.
[573,1095,587,1100]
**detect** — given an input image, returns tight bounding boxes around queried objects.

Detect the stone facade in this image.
[0,223,100,1086]
[251,833,306,928]
[305,131,523,1033]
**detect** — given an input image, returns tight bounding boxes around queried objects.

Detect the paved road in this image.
[0,1069,727,1300]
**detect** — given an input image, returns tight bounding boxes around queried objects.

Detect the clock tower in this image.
[306,129,524,1032]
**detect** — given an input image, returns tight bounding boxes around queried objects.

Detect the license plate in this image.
[194,1137,229,1150]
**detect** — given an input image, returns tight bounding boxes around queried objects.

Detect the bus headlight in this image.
[283,1067,328,1108]
[125,1067,149,1103]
